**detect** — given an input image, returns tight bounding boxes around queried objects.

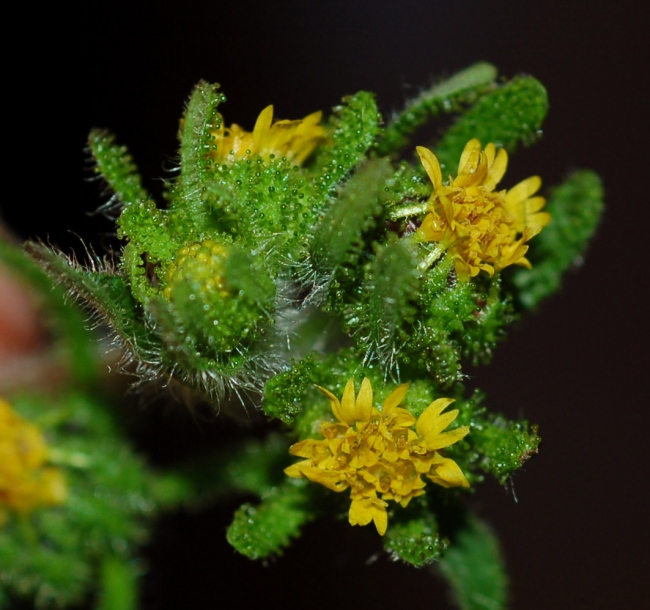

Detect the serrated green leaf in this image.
[452,393,540,484]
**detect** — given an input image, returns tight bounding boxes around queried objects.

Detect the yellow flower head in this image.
[416,139,551,279]
[210,105,327,165]
[0,398,67,526]
[285,378,469,535]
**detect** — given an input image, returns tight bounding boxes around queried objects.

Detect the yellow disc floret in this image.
[0,398,67,526]
[416,139,551,279]
[285,378,469,535]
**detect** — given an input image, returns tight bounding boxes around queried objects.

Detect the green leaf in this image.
[452,392,541,485]
[310,91,381,197]
[118,200,176,262]
[97,555,138,610]
[378,62,498,155]
[434,76,548,171]
[354,238,419,370]
[174,80,226,229]
[512,170,604,309]
[88,129,149,208]
[384,499,448,567]
[439,517,508,610]
[310,158,392,273]
[28,244,158,361]
[226,482,312,559]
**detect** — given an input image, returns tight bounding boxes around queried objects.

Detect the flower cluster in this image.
[0,398,67,526]
[416,139,551,279]
[210,105,327,164]
[285,378,469,535]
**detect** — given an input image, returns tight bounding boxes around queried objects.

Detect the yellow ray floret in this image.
[416,139,551,279]
[0,398,67,526]
[210,105,327,164]
[284,378,469,535]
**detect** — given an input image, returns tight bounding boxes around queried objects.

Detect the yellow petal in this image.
[483,147,508,191]
[416,146,443,192]
[340,378,359,424]
[427,456,470,488]
[316,384,346,424]
[416,398,456,438]
[252,105,274,143]
[523,195,546,215]
[349,495,388,535]
[423,425,469,450]
[381,383,409,415]
[458,138,482,173]
[355,377,373,423]
[286,462,347,491]
[455,149,486,187]
[505,175,542,207]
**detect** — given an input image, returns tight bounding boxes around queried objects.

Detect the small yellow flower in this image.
[210,105,327,165]
[416,139,551,279]
[285,378,469,535]
[0,398,67,526]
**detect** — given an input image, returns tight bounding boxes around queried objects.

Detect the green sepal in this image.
[310,91,381,197]
[384,497,448,568]
[87,129,149,208]
[438,517,508,610]
[310,158,392,273]
[226,481,312,560]
[378,62,498,155]
[434,76,548,171]
[512,170,604,309]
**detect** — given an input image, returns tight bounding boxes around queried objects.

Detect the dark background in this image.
[5,1,648,608]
